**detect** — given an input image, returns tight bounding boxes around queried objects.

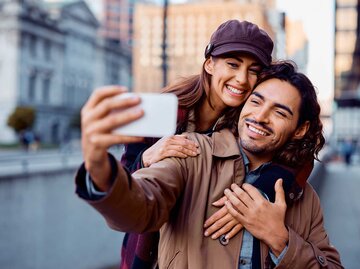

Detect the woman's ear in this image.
[204,57,214,75]
[293,121,310,139]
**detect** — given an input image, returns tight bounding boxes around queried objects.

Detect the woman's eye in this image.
[249,68,260,75]
[227,62,238,68]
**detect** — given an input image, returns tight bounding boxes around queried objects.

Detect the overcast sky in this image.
[276,0,335,109]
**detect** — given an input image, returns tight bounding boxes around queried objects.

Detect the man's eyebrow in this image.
[251,92,294,116]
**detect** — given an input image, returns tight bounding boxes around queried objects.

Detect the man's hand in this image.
[142,134,200,167]
[81,86,144,191]
[224,179,289,257]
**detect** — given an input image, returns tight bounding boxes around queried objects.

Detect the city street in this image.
[0,151,359,268]
[318,161,360,269]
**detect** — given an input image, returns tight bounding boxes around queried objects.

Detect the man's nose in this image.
[254,107,270,123]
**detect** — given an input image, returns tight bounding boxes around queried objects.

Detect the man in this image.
[76,61,343,268]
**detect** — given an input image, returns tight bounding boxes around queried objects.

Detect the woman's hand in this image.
[81,86,144,191]
[142,134,200,167]
[203,196,243,240]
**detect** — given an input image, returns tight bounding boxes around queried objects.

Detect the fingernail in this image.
[133,107,143,114]
[211,234,217,239]
[130,94,140,100]
[204,231,208,236]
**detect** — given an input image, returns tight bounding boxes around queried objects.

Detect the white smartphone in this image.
[112,92,178,137]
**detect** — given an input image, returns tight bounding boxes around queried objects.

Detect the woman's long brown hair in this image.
[161,60,242,135]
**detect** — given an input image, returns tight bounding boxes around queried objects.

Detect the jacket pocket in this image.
[166,250,182,269]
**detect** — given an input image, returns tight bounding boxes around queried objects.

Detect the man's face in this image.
[238,78,302,159]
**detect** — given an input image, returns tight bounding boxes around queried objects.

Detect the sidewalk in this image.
[0,144,124,178]
[0,148,83,178]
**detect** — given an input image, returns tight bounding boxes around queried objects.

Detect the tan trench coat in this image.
[78,129,343,269]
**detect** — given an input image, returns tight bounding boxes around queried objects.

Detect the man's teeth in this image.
[248,125,267,136]
[226,85,243,95]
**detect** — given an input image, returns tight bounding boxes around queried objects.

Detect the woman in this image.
[119,19,274,269]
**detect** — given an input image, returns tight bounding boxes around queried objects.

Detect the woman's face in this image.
[205,54,262,110]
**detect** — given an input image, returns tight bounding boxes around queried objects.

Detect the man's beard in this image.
[240,138,277,155]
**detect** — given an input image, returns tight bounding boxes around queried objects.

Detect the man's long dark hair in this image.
[254,61,325,167]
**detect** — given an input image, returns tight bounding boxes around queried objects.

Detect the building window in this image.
[111,62,119,84]
[42,77,51,103]
[29,35,37,57]
[44,39,51,61]
[28,73,37,101]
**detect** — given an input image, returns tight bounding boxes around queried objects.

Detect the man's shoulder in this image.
[185,129,240,158]
[185,128,235,142]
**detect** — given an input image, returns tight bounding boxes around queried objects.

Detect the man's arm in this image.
[275,185,343,269]
[76,152,187,233]
[81,86,145,192]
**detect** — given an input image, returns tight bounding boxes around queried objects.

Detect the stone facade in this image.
[0,0,131,144]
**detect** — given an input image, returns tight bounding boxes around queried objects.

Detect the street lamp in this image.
[161,0,168,87]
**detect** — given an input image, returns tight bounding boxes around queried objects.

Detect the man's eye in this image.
[276,111,287,117]
[250,99,260,104]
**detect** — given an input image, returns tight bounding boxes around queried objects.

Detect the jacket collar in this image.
[211,129,311,203]
[211,129,241,158]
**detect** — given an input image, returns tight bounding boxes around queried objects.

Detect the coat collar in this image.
[210,128,311,203]
[211,129,241,158]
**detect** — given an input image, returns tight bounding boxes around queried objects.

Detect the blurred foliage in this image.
[7,106,36,133]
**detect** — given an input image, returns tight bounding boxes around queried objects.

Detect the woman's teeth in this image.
[226,85,243,95]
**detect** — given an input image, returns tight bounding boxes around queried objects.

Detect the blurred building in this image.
[101,0,135,48]
[100,0,135,88]
[284,17,308,73]
[0,0,131,144]
[333,0,360,143]
[132,0,285,92]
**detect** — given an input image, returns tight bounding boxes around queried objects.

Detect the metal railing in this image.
[0,150,83,178]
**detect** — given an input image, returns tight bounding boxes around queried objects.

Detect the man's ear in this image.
[293,121,310,139]
[204,57,214,75]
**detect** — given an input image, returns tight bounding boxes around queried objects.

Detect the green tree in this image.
[7,106,36,133]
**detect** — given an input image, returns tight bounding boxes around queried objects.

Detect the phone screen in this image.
[112,93,178,138]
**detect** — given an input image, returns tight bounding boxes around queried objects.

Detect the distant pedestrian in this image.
[19,130,34,151]
[341,138,354,165]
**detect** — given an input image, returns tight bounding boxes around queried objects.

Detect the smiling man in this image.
[76,61,343,268]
